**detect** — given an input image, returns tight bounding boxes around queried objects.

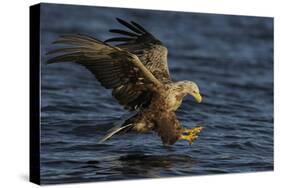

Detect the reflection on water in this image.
[40,3,273,185]
[83,153,196,179]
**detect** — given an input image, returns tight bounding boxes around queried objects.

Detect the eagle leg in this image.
[180,126,203,145]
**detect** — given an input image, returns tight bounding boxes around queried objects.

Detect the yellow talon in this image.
[183,126,203,134]
[180,126,203,145]
[180,134,198,145]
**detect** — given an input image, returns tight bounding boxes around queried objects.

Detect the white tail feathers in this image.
[98,112,137,143]
[99,123,133,143]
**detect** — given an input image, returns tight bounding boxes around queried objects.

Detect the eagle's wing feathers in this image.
[105,18,171,83]
[47,34,161,110]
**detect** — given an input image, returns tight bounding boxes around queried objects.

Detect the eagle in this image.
[47,18,203,146]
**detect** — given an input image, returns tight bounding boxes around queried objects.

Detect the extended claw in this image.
[180,126,203,145]
[183,126,203,134]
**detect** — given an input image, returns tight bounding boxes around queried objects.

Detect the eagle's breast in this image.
[164,87,185,111]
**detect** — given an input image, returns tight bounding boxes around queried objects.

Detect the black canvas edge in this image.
[30,3,41,185]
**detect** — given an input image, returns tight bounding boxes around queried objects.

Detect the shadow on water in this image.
[85,153,197,178]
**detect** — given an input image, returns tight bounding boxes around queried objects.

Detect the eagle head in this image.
[175,81,202,103]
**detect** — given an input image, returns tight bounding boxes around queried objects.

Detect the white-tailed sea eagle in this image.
[47,18,203,145]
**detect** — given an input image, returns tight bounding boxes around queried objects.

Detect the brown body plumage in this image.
[47,18,203,145]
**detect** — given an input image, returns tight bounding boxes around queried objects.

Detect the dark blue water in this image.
[40,3,273,184]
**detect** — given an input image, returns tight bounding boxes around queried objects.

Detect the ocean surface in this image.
[40,3,273,184]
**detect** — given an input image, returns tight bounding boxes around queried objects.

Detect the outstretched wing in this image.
[47,34,162,110]
[105,18,171,83]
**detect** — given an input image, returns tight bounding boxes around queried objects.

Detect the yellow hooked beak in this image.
[192,92,202,103]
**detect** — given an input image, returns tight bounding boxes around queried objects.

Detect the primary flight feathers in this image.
[47,18,170,110]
